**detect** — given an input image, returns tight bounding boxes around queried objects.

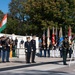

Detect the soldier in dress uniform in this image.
[62,36,69,65]
[31,35,36,63]
[24,37,31,63]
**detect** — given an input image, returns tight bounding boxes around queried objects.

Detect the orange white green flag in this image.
[0,14,7,32]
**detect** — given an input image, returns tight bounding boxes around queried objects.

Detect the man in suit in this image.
[31,35,36,63]
[6,37,10,62]
[24,37,31,63]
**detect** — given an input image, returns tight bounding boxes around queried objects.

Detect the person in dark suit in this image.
[62,36,69,65]
[31,35,36,63]
[6,37,10,62]
[24,37,31,63]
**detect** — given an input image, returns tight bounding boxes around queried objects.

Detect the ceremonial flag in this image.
[42,30,46,46]
[68,26,72,44]
[0,14,7,32]
[47,27,50,47]
[59,27,63,47]
[56,27,58,46]
[52,27,55,45]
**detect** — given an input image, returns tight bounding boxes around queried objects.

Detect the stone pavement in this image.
[0,57,72,70]
[0,57,75,75]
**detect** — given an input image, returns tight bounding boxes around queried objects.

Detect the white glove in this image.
[8,44,10,46]
[26,50,27,52]
[32,49,33,51]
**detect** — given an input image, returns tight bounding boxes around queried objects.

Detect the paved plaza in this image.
[0,57,75,75]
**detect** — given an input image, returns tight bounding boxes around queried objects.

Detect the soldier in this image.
[31,35,36,63]
[62,36,69,65]
[24,37,31,63]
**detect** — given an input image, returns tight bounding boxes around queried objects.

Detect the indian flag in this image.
[0,14,7,32]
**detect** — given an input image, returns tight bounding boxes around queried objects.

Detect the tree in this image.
[0,10,4,21]
[6,0,75,36]
[23,0,75,36]
[8,0,27,35]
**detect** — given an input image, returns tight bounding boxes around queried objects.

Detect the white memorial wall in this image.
[0,33,39,58]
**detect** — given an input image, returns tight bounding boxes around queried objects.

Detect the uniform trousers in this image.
[31,50,36,62]
[63,50,67,64]
[26,52,31,63]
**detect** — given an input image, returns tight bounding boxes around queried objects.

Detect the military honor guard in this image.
[62,36,69,65]
[31,35,36,63]
[24,37,31,63]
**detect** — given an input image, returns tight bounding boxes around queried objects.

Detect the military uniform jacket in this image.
[24,41,31,52]
[31,39,36,51]
[62,40,69,52]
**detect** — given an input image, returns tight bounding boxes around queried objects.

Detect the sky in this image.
[0,0,11,14]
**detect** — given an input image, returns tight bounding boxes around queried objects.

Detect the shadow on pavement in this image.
[0,70,70,75]
[0,59,68,72]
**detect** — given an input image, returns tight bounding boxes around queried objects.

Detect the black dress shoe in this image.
[26,62,30,63]
[64,63,68,65]
[6,61,10,62]
[32,61,36,63]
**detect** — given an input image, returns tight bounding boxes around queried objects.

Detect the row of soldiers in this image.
[0,34,73,65]
[25,36,36,63]
[0,35,36,63]
[39,36,73,56]
[39,35,73,65]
